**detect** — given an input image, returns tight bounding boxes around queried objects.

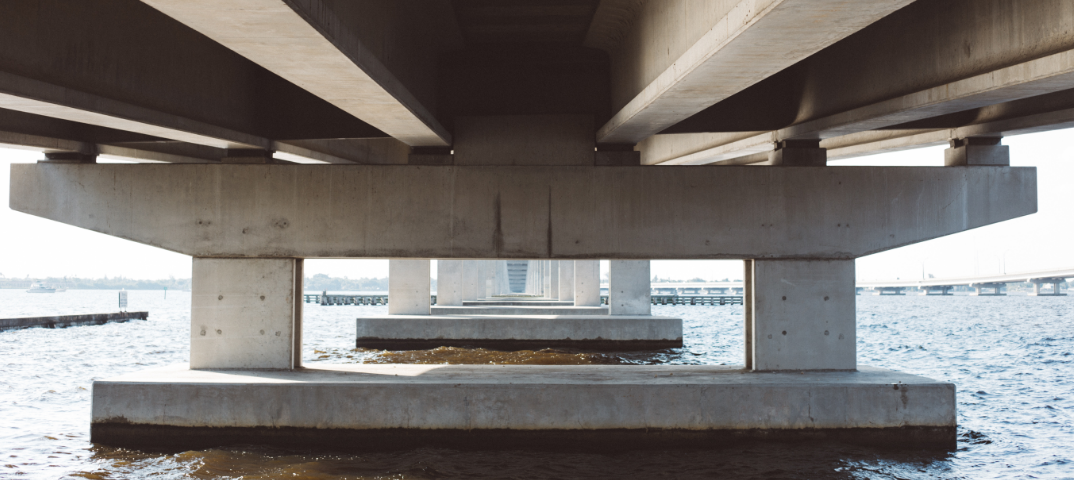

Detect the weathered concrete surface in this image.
[388,259,429,315]
[429,306,610,316]
[575,260,601,306]
[454,115,594,166]
[610,260,651,315]
[141,0,457,146]
[90,364,956,449]
[10,164,1037,259]
[0,311,147,331]
[435,260,463,306]
[559,260,575,302]
[191,258,300,370]
[750,260,856,371]
[355,315,682,350]
[599,0,914,143]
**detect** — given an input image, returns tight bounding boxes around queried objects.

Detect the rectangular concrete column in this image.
[463,261,480,301]
[574,260,600,306]
[191,257,302,370]
[768,140,826,166]
[549,261,560,300]
[945,136,1009,166]
[748,259,856,371]
[389,259,430,315]
[436,260,464,306]
[541,261,551,297]
[559,261,575,302]
[609,260,651,315]
[743,259,754,370]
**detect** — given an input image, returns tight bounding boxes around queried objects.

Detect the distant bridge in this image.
[857,267,1074,296]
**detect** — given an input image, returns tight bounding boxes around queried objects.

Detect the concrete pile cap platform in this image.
[91,364,956,451]
[356,314,683,350]
[430,305,610,315]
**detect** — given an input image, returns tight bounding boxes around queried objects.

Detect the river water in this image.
[1,289,1072,479]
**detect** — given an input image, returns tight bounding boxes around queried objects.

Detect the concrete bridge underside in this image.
[4,0,1068,450]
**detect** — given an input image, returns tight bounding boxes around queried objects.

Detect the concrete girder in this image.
[0,129,223,164]
[10,164,1035,260]
[0,70,268,150]
[595,0,914,144]
[653,47,1074,166]
[141,0,453,147]
[823,99,1074,161]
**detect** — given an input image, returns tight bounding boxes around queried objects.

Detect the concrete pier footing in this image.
[90,364,957,451]
[356,314,681,350]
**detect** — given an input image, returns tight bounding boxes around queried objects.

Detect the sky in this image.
[1,128,1071,282]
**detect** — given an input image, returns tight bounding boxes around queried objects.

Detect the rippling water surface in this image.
[1,289,1072,479]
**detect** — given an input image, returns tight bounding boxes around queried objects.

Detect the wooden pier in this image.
[0,311,149,331]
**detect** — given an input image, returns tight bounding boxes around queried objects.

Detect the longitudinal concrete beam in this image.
[596,0,913,144]
[11,164,1035,260]
[826,106,1074,161]
[656,45,1074,165]
[141,0,451,147]
[0,71,268,150]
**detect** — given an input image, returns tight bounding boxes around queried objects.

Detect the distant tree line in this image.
[0,275,191,290]
[305,274,391,292]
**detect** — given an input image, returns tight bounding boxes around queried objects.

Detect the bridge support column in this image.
[1029,278,1066,296]
[559,261,575,302]
[747,259,855,371]
[462,261,480,301]
[549,261,560,300]
[436,260,464,306]
[610,260,651,315]
[388,259,430,315]
[768,140,827,166]
[575,260,601,306]
[190,257,303,370]
[971,283,1005,296]
[945,137,1009,167]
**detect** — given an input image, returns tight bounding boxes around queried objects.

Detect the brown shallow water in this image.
[2,290,1073,478]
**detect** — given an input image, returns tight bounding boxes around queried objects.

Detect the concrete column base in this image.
[90,364,956,451]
